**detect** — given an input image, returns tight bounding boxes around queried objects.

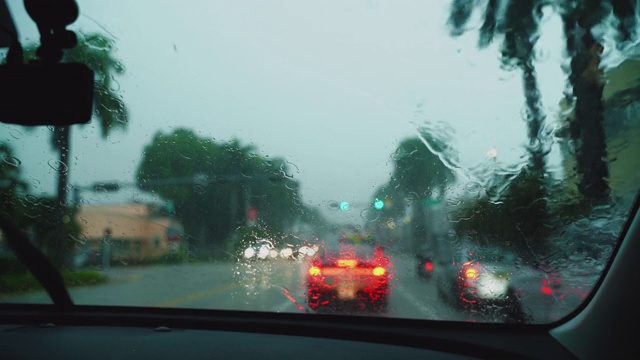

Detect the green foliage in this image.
[391,137,455,197]
[371,133,456,249]
[453,168,548,257]
[0,143,28,219]
[446,0,640,201]
[137,128,314,252]
[1,143,81,262]
[137,129,222,204]
[0,255,27,274]
[0,269,107,294]
[10,196,82,258]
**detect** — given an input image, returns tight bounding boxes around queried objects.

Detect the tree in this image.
[0,143,28,220]
[453,167,551,257]
[136,129,309,256]
[450,0,549,185]
[137,129,226,251]
[0,143,81,258]
[390,135,456,251]
[21,32,128,267]
[393,138,453,197]
[559,0,637,203]
[447,0,639,204]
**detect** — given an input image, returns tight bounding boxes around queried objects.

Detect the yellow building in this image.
[76,203,183,263]
[601,59,640,198]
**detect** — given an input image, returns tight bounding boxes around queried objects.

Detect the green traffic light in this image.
[374,198,384,210]
[339,201,350,211]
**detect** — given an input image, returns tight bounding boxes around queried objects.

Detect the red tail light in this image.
[425,261,434,272]
[541,278,554,295]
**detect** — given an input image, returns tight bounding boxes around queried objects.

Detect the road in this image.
[2,252,589,323]
[1,254,487,322]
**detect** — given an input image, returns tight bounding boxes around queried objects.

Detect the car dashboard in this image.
[0,305,576,359]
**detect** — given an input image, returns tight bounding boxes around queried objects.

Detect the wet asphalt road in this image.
[2,253,584,323]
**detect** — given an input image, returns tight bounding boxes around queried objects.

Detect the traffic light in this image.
[374,198,384,210]
[374,197,393,210]
[93,182,120,192]
[248,207,258,221]
[339,201,350,211]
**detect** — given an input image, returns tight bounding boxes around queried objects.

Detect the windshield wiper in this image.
[0,215,73,308]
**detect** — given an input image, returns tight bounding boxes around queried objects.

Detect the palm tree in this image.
[450,0,549,180]
[24,32,128,266]
[446,0,553,256]
[448,0,639,203]
[559,0,637,203]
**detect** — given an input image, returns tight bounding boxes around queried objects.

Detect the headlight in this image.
[476,275,509,299]
[269,249,278,259]
[306,248,316,257]
[243,247,255,259]
[280,248,293,258]
[258,245,270,259]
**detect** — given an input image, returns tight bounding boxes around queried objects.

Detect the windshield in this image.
[1,0,639,324]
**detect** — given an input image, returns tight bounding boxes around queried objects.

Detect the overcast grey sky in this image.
[3,0,572,223]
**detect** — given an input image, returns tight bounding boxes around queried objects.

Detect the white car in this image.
[434,246,560,323]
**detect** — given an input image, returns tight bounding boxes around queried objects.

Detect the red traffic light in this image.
[248,207,258,221]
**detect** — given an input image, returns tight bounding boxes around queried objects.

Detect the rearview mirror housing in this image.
[0,62,94,126]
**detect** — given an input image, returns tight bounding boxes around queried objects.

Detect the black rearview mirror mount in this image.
[0,62,94,126]
[0,0,94,127]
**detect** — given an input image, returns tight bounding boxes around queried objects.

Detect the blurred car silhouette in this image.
[306,233,391,313]
[434,245,561,322]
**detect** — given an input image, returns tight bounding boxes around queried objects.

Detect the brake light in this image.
[337,259,357,268]
[372,267,386,276]
[425,261,434,272]
[465,268,478,279]
[309,266,322,276]
[543,275,562,288]
[541,278,554,295]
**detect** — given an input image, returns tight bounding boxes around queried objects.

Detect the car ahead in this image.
[240,240,278,261]
[306,234,392,313]
[434,245,558,322]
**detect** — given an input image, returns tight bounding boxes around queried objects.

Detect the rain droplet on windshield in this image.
[2,156,20,167]
[47,159,68,172]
